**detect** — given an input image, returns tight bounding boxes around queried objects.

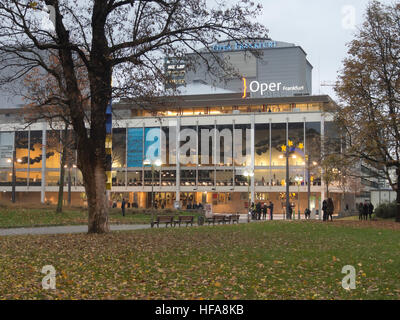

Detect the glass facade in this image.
[1,98,341,214]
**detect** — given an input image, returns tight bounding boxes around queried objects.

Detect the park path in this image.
[0,214,289,237]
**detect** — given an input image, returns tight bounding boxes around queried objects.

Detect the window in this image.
[255,124,270,167]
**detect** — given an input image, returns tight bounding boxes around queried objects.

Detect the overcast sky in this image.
[244,0,394,99]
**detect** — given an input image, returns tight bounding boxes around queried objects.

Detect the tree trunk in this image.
[82,159,109,234]
[56,148,66,213]
[68,167,71,206]
[396,169,400,223]
[56,127,68,213]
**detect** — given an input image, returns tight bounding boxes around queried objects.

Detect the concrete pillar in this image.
[251,114,255,203]
[320,115,325,219]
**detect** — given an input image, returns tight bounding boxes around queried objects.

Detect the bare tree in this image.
[0,0,268,233]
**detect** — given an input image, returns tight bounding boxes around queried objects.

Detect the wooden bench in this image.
[174,216,194,227]
[151,216,174,228]
[205,215,226,225]
[223,215,232,224]
[230,214,240,224]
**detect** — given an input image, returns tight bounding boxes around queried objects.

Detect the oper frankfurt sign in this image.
[242,78,305,98]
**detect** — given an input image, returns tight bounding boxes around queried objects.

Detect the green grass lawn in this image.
[0,221,399,300]
[0,206,201,228]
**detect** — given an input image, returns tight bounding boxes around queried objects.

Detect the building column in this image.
[251,114,255,203]
[41,122,47,204]
[320,115,325,219]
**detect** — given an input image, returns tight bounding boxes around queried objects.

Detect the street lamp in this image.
[244,169,254,222]
[295,175,304,220]
[144,158,162,211]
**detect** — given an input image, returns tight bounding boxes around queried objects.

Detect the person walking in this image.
[268,201,274,220]
[322,200,328,221]
[121,198,126,217]
[368,202,374,220]
[327,198,334,222]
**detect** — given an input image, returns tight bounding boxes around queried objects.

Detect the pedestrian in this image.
[368,202,374,220]
[322,200,328,221]
[268,201,274,220]
[251,202,256,220]
[363,202,369,221]
[305,208,311,220]
[327,198,334,222]
[358,203,364,221]
[262,203,267,220]
[121,198,126,217]
[288,205,293,220]
[256,202,262,220]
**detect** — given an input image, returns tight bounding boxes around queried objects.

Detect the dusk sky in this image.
[243,0,393,99]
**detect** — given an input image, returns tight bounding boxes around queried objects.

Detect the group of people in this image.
[322,198,335,221]
[250,202,274,220]
[358,202,374,221]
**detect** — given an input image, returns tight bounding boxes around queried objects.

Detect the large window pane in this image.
[234,124,251,167]
[199,125,214,166]
[180,126,197,167]
[255,124,270,166]
[0,132,14,168]
[306,122,321,164]
[127,171,142,186]
[29,131,43,169]
[161,170,176,186]
[181,169,196,186]
[288,122,305,166]
[46,130,61,169]
[325,122,341,154]
[198,170,214,186]
[255,169,270,187]
[112,128,126,168]
[271,123,286,167]
[216,125,233,166]
[216,170,233,186]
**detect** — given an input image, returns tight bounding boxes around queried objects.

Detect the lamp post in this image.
[244,169,254,222]
[144,158,162,211]
[295,175,303,220]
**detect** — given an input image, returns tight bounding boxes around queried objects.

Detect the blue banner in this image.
[127,128,143,167]
[144,128,161,162]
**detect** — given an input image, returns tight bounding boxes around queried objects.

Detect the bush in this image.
[374,202,397,219]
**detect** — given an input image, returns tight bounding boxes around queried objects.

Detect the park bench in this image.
[205,215,226,225]
[230,214,240,224]
[223,215,232,224]
[151,216,174,228]
[174,216,194,227]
